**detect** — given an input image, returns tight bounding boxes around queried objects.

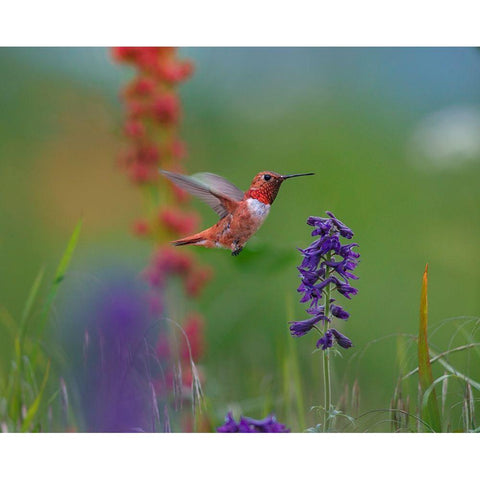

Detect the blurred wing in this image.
[160,170,241,218]
[193,172,244,202]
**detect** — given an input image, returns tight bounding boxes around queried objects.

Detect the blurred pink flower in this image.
[113,47,211,431]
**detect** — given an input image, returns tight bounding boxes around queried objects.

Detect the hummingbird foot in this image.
[231,247,243,256]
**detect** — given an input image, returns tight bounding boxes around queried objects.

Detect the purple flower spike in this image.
[217,412,290,433]
[291,212,359,351]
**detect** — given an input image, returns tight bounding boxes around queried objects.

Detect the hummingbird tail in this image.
[171,235,207,247]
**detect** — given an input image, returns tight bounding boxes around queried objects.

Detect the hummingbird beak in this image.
[281,173,315,180]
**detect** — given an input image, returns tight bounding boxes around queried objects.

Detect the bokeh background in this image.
[1,47,479,431]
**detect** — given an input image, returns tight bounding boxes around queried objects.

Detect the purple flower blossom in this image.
[336,282,359,299]
[331,328,353,349]
[217,412,290,433]
[217,411,239,432]
[330,302,350,320]
[316,329,353,350]
[307,216,332,236]
[63,271,171,432]
[289,315,326,337]
[317,330,333,350]
[290,212,359,350]
[338,243,360,260]
[326,211,354,239]
[297,267,322,285]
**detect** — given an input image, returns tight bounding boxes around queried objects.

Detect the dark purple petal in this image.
[298,249,322,271]
[289,315,326,337]
[330,329,353,349]
[306,304,325,316]
[217,412,290,433]
[330,303,350,320]
[242,415,290,433]
[318,276,341,289]
[302,235,341,257]
[326,211,354,239]
[317,235,342,256]
[237,417,254,433]
[297,282,323,307]
[307,216,332,236]
[336,282,358,299]
[297,268,321,285]
[316,330,334,350]
[322,258,359,281]
[338,243,360,260]
[217,412,239,432]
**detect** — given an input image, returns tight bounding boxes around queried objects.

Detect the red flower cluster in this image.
[143,246,212,299]
[114,48,210,430]
[158,206,199,237]
[181,313,205,363]
[113,47,194,84]
[113,47,194,185]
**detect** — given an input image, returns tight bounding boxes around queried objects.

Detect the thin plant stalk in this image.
[323,278,332,432]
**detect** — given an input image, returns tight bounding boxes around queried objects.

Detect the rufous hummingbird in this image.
[160,170,314,256]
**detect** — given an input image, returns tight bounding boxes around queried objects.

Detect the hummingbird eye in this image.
[263,174,271,181]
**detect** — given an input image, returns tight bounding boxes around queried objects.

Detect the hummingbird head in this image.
[246,171,314,205]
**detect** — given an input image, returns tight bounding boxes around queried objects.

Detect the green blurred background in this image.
[1,48,479,428]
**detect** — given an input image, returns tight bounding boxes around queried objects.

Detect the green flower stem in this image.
[323,281,332,432]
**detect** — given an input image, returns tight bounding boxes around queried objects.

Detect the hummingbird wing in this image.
[192,172,244,201]
[160,170,243,218]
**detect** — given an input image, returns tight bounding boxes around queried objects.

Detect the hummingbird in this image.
[160,170,314,256]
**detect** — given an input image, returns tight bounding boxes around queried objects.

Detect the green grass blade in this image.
[421,374,453,420]
[38,220,82,335]
[403,343,480,380]
[434,356,480,392]
[19,267,45,343]
[421,372,478,432]
[0,307,17,341]
[21,361,50,432]
[418,264,442,432]
[22,356,39,397]
[283,294,306,431]
[7,337,23,419]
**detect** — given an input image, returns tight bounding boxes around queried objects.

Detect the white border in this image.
[0,433,477,478]
[0,1,479,46]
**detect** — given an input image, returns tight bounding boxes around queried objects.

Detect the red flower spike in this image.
[124,120,145,139]
[171,139,188,160]
[128,163,151,184]
[152,246,194,276]
[111,46,141,63]
[157,59,195,84]
[126,100,146,119]
[151,93,181,125]
[185,266,213,298]
[158,207,199,236]
[124,77,156,98]
[115,48,212,424]
[180,313,205,363]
